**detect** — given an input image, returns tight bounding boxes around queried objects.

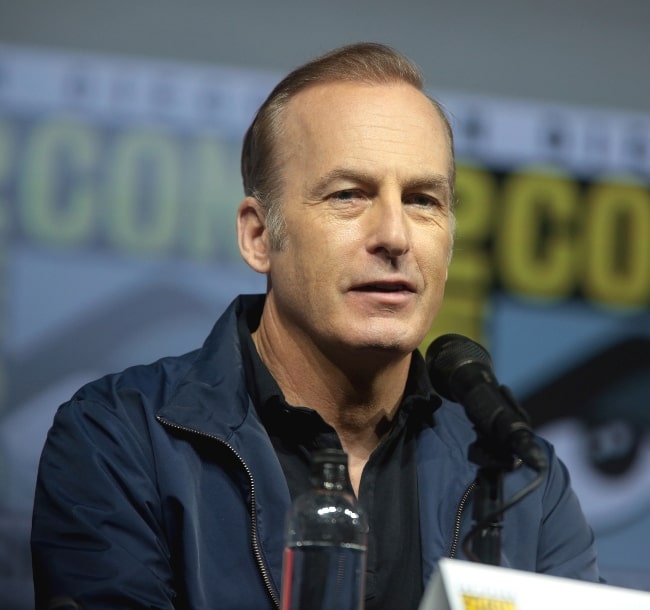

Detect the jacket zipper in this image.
[448,479,477,559]
[156,416,281,609]
[448,459,523,559]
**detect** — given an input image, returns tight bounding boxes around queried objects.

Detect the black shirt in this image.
[237,308,441,610]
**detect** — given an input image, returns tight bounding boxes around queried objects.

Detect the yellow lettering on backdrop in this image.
[584,181,650,307]
[107,130,180,254]
[19,120,97,246]
[497,170,577,300]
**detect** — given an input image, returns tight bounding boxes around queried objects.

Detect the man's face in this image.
[261,81,454,361]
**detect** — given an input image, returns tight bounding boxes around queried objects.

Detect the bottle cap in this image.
[311,448,348,467]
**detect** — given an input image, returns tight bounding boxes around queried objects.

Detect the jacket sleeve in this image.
[535,445,601,581]
[31,397,177,610]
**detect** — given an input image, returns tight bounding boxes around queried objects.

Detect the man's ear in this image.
[237,196,271,273]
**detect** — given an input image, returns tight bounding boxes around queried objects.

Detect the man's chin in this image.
[321,319,425,360]
[346,333,420,358]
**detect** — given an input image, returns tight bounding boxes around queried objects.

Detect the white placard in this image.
[420,558,650,610]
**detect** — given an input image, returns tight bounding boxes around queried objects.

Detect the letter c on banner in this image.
[497,170,577,300]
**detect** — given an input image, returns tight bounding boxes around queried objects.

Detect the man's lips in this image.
[350,280,416,293]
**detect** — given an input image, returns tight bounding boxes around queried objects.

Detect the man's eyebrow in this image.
[403,174,451,196]
[307,167,452,198]
[307,168,375,198]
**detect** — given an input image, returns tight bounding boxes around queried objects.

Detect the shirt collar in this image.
[236,306,441,425]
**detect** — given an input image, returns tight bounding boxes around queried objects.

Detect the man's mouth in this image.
[353,282,414,293]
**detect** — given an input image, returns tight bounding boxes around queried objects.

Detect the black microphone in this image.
[426,333,548,472]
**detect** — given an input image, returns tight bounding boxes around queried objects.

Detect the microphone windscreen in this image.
[426,333,493,400]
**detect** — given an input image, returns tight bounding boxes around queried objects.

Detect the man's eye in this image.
[405,193,439,207]
[331,189,364,201]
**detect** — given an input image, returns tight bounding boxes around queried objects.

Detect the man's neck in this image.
[251,314,412,494]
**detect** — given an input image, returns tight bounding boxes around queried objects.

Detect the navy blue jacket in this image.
[31,295,600,609]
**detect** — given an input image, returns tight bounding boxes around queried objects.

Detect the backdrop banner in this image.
[0,44,649,607]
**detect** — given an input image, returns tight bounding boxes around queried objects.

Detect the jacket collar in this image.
[156,294,265,440]
[157,292,443,439]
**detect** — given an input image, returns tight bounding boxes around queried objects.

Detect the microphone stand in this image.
[464,384,540,566]
[466,435,517,566]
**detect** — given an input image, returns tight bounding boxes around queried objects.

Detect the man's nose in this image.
[367,196,410,259]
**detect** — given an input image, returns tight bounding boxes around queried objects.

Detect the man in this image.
[31,43,600,610]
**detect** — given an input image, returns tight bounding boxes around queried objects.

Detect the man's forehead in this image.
[274,80,455,191]
[281,81,447,148]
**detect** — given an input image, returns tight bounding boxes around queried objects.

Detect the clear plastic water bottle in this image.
[281,448,368,610]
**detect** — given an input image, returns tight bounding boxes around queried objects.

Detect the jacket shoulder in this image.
[70,350,199,411]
